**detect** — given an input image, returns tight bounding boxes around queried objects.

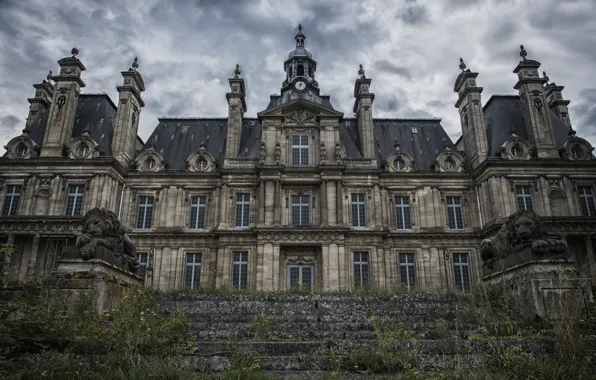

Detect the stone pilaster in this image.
[26,234,40,279]
[453,58,489,169]
[40,48,86,157]
[26,73,54,129]
[513,46,559,158]
[545,80,572,130]
[112,57,145,167]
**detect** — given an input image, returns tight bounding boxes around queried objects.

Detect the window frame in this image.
[184,252,202,290]
[235,192,251,228]
[452,251,471,293]
[189,195,207,230]
[398,252,416,289]
[351,193,366,228]
[65,184,85,216]
[137,252,149,280]
[232,251,249,290]
[578,185,596,217]
[291,194,311,226]
[353,251,370,289]
[2,184,22,216]
[291,134,309,166]
[515,185,534,212]
[394,195,412,230]
[136,195,154,230]
[446,196,464,230]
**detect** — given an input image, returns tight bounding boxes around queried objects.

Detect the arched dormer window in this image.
[297,64,304,76]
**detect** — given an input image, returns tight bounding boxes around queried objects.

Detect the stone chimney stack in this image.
[544,72,572,131]
[40,47,86,157]
[26,71,55,129]
[224,64,247,165]
[112,56,145,167]
[353,64,375,160]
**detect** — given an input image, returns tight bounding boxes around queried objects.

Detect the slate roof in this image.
[20,93,117,155]
[141,118,229,170]
[483,95,570,156]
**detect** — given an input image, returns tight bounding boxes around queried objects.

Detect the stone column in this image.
[258,180,265,224]
[327,181,336,225]
[26,234,41,279]
[274,180,281,224]
[320,181,328,225]
[2,235,16,278]
[264,181,274,224]
[336,182,343,225]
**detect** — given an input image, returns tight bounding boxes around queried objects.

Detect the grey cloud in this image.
[396,1,429,25]
[374,60,412,80]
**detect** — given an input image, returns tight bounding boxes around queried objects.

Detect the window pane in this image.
[232,251,248,290]
[351,193,366,227]
[399,253,416,289]
[579,186,596,217]
[190,196,206,229]
[453,252,471,293]
[2,185,22,216]
[136,196,154,229]
[395,196,411,229]
[447,196,464,229]
[354,252,369,289]
[138,252,148,279]
[516,186,533,212]
[235,193,250,227]
[184,252,201,289]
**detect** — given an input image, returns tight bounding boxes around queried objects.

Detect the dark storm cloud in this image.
[0,0,595,151]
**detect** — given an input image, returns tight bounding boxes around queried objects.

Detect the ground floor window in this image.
[399,253,416,289]
[184,252,202,289]
[232,251,248,290]
[353,252,369,289]
[453,252,471,293]
[287,264,314,290]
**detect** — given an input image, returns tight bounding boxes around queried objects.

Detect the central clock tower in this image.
[281,24,320,97]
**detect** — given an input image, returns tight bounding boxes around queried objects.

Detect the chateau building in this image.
[1,29,595,292]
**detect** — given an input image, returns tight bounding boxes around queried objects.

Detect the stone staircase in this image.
[156,293,554,377]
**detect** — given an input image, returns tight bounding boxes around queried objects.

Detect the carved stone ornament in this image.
[480,210,568,271]
[185,142,216,172]
[135,146,167,172]
[434,146,464,172]
[320,142,327,163]
[559,130,594,161]
[74,208,140,273]
[3,129,40,159]
[65,130,102,159]
[285,109,316,124]
[533,98,543,111]
[274,142,282,164]
[387,141,414,172]
[259,141,266,163]
[334,142,342,163]
[57,95,66,108]
[498,131,531,160]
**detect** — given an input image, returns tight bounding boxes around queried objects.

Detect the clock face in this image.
[294,80,306,91]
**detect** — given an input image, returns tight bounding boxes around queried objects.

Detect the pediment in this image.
[258,98,343,121]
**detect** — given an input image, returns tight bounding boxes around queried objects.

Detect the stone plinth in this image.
[47,257,144,315]
[482,257,592,320]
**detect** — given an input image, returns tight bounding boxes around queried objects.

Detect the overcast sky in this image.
[1,0,595,151]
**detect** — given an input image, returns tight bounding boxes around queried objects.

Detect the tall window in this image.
[395,196,411,230]
[138,252,148,280]
[453,252,471,293]
[184,252,202,289]
[136,196,154,229]
[399,253,416,289]
[578,186,596,217]
[446,196,464,230]
[353,252,369,289]
[351,193,366,227]
[65,184,85,216]
[2,185,22,216]
[189,195,206,229]
[235,193,250,227]
[516,186,533,212]
[232,251,248,290]
[291,135,309,165]
[291,195,310,226]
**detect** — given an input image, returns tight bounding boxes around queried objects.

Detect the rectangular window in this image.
[291,195,310,226]
[291,134,309,165]
[2,185,22,216]
[138,252,148,280]
[516,186,533,212]
[189,195,206,229]
[395,196,412,230]
[353,252,369,289]
[65,184,85,216]
[578,186,596,217]
[235,193,250,227]
[351,193,366,227]
[184,252,202,289]
[399,253,416,289]
[453,252,471,293]
[447,196,464,230]
[136,196,154,229]
[232,251,248,290]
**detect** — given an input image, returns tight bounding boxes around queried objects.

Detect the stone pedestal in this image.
[483,258,592,321]
[47,257,144,315]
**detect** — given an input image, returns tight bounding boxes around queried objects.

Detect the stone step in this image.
[259,371,395,380]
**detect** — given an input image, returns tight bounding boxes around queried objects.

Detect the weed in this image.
[251,313,273,340]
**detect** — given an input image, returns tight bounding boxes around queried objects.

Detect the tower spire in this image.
[295,23,305,47]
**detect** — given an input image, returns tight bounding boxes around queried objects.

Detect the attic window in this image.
[345,120,351,126]
[249,121,255,127]
[411,127,418,134]
[181,126,189,135]
[297,64,304,76]
[15,144,28,157]
[571,145,585,160]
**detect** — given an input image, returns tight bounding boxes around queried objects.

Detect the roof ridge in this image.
[158,117,228,121]
[372,117,442,121]
[79,92,117,111]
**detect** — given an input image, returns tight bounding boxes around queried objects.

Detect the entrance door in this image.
[287,264,314,290]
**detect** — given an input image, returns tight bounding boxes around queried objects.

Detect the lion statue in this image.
[76,208,140,273]
[480,210,567,262]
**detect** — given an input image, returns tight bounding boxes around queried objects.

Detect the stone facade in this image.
[1,29,595,293]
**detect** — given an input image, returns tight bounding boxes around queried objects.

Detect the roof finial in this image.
[132,56,139,70]
[298,23,302,33]
[519,44,527,61]
[542,71,549,84]
[234,64,241,78]
[71,47,79,58]
[358,64,366,79]
[46,70,52,81]
[459,57,466,72]
[568,124,577,136]
[509,126,518,137]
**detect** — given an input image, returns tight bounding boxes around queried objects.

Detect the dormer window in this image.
[444,157,456,171]
[297,64,304,76]
[15,144,28,157]
[145,157,157,171]
[571,145,585,160]
[196,157,209,171]
[77,144,90,158]
[510,144,524,159]
[393,157,406,171]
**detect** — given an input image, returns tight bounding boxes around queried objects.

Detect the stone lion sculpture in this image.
[76,208,140,272]
[480,210,567,263]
